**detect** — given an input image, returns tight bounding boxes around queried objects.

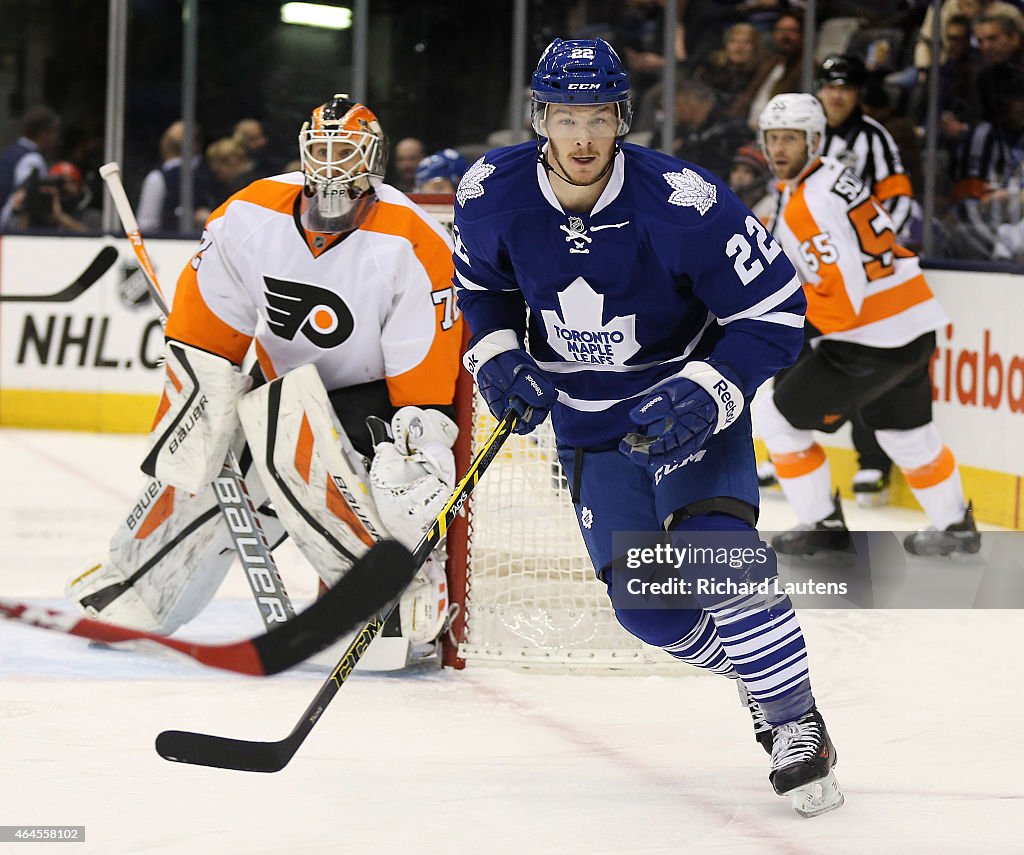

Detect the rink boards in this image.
[0,233,1021,528]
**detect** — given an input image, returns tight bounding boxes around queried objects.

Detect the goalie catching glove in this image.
[369,406,458,551]
[142,340,251,493]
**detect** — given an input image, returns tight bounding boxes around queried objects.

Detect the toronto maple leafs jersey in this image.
[453,142,807,448]
[164,174,462,408]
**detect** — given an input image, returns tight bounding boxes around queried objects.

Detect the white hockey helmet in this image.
[298,94,386,232]
[757,93,826,160]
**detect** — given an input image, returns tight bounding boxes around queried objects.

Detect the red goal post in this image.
[409,194,670,672]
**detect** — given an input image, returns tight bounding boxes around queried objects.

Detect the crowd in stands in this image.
[3,0,1024,265]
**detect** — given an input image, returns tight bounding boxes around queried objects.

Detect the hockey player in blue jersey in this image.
[453,38,843,817]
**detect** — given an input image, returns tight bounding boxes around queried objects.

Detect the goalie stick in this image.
[98,161,295,629]
[0,245,118,302]
[155,406,521,772]
[0,540,412,676]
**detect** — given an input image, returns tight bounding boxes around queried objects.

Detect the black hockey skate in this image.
[904,502,982,557]
[769,706,844,818]
[737,679,773,754]
[852,467,889,508]
[771,491,851,557]
[757,461,778,489]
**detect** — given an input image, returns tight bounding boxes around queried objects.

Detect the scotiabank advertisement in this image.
[928,269,1024,475]
[1,236,1022,478]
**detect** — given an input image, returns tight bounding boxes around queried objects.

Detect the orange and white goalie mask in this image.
[298,94,387,233]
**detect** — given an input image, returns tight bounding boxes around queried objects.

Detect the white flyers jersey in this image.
[165,174,462,406]
[770,156,947,348]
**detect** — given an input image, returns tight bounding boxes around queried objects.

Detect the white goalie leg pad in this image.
[399,551,449,645]
[370,406,458,551]
[238,363,387,587]
[66,558,165,633]
[143,340,251,493]
[66,475,243,634]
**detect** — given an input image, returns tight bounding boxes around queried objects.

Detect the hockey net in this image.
[410,194,669,671]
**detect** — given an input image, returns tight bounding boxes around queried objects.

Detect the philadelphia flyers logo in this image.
[264,277,355,348]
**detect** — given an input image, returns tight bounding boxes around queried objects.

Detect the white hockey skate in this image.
[769,707,844,818]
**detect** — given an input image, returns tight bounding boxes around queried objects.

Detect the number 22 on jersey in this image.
[726,214,782,285]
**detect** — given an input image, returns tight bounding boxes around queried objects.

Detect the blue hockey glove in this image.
[464,330,557,435]
[620,361,745,468]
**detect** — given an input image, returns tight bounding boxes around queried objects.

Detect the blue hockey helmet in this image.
[415,148,469,191]
[530,39,632,137]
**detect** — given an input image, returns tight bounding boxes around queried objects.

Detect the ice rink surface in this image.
[2,427,1022,854]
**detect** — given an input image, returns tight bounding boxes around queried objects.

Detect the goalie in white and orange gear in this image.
[67,95,461,664]
[752,93,980,557]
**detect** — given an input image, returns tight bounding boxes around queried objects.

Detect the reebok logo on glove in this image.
[524,373,545,396]
[638,394,665,415]
[714,380,737,427]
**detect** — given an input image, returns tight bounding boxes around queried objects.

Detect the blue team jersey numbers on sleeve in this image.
[725,214,783,286]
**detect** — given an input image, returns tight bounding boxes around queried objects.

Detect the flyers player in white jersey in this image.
[752,94,981,557]
[66,96,463,660]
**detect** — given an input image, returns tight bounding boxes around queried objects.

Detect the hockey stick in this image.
[98,161,295,628]
[155,406,521,772]
[0,540,412,677]
[0,245,118,302]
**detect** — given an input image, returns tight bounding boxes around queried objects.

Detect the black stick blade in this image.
[156,731,292,773]
[155,540,415,771]
[251,539,414,675]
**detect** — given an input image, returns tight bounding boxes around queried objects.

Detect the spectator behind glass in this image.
[391,137,425,193]
[974,13,1024,65]
[650,76,754,179]
[614,0,685,128]
[232,118,277,179]
[910,15,983,143]
[5,160,97,233]
[205,137,255,209]
[737,12,803,130]
[913,0,1024,70]
[0,106,61,230]
[414,148,468,194]
[949,62,1024,259]
[694,23,765,118]
[136,119,214,234]
[728,143,774,223]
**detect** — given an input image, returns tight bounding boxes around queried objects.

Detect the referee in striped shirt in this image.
[818,54,917,505]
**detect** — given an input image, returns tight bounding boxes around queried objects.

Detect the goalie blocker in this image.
[68,362,458,667]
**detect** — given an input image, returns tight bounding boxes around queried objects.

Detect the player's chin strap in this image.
[536,140,621,188]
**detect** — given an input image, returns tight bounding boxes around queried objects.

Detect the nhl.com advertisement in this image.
[0,235,195,429]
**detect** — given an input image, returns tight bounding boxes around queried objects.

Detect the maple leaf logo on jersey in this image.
[540,277,640,366]
[664,169,717,215]
[456,158,495,207]
[264,277,355,349]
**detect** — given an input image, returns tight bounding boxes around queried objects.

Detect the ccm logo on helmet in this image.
[567,83,601,90]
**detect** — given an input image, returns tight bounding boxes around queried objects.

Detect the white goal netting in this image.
[456,398,671,669]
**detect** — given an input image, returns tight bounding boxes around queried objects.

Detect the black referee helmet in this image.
[816,54,867,89]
